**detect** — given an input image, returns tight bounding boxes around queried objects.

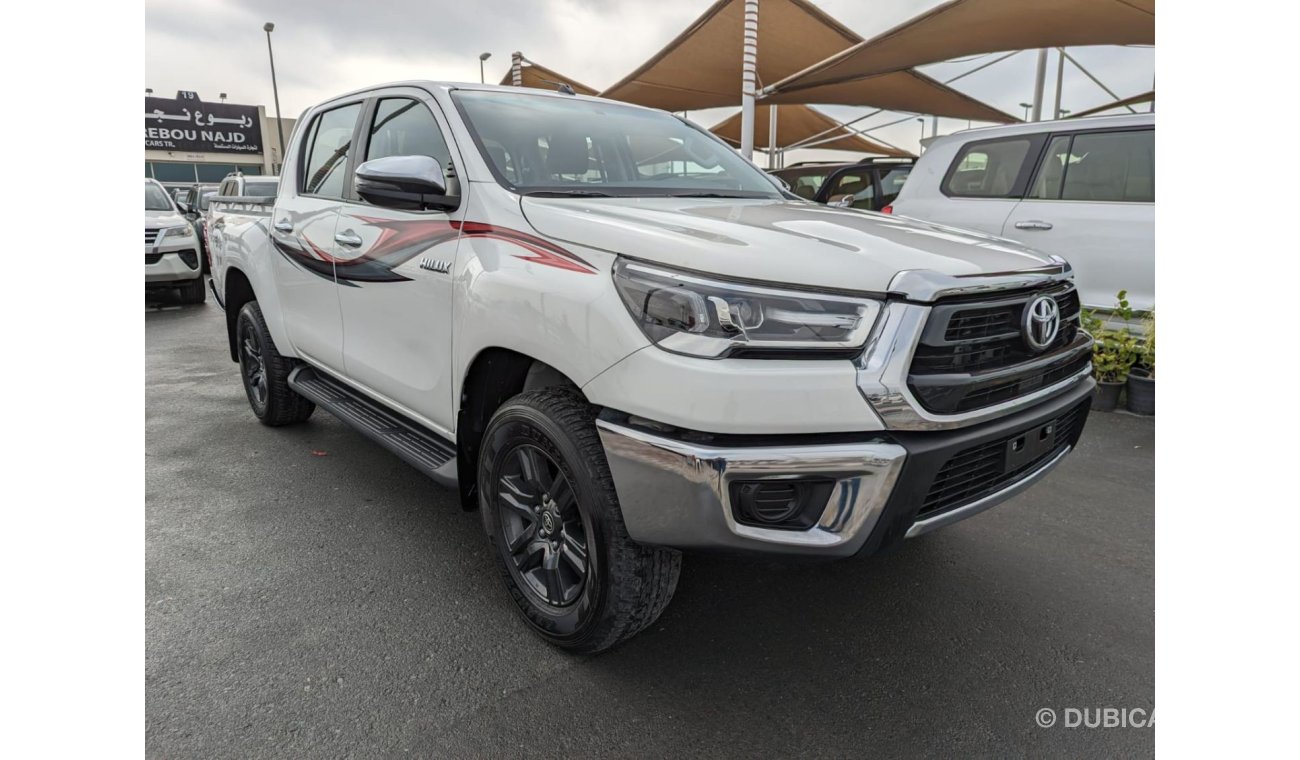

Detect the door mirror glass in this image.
[830,194,855,207]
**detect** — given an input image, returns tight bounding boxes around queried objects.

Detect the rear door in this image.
[1003,127,1154,310]
[267,100,365,371]
[333,89,464,435]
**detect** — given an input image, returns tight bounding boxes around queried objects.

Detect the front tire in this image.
[179,276,206,304]
[235,301,315,426]
[479,389,681,654]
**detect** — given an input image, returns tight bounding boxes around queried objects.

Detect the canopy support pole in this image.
[1031,48,1048,121]
[510,52,523,86]
[767,105,778,169]
[1061,49,1138,113]
[739,0,759,160]
[1053,48,1066,119]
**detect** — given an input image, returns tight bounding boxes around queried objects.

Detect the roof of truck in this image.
[315,81,663,114]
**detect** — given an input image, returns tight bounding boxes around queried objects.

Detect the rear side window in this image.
[365,98,453,171]
[301,103,362,198]
[1029,129,1153,202]
[878,165,912,205]
[943,137,1033,198]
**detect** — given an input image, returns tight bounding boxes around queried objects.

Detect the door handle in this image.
[334,230,363,247]
[1014,220,1054,231]
[273,219,293,233]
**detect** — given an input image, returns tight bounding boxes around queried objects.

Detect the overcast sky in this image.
[144,0,1154,160]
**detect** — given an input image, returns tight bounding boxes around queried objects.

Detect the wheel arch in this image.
[455,347,583,511]
[223,267,257,362]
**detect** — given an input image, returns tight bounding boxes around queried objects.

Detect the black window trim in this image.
[940,132,1048,200]
[346,89,464,214]
[1022,125,1155,205]
[297,98,368,202]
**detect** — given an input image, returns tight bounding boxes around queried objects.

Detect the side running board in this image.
[288,365,458,488]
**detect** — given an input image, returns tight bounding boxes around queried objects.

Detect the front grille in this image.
[145,252,163,265]
[917,401,1089,519]
[907,284,1088,414]
[145,228,161,246]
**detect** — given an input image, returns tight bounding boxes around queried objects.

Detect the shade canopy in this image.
[501,59,599,96]
[710,104,913,156]
[1069,90,1154,118]
[769,0,1155,97]
[761,68,1016,122]
[598,0,1012,123]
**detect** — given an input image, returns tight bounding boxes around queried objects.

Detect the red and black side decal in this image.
[272,212,595,285]
[452,221,596,275]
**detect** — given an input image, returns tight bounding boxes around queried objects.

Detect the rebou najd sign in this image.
[144,91,263,155]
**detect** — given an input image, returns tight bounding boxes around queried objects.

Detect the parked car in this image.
[772,158,915,211]
[889,113,1154,311]
[145,178,205,304]
[210,82,1094,653]
[173,183,219,272]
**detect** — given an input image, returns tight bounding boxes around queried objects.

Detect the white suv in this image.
[145,178,205,304]
[890,113,1154,311]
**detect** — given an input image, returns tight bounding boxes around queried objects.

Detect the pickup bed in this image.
[209,81,1094,653]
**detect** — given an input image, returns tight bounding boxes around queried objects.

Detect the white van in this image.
[889,113,1153,311]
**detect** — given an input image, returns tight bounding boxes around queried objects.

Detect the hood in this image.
[520,197,1056,293]
[146,209,185,228]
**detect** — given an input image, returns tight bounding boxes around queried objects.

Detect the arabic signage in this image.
[144,91,263,154]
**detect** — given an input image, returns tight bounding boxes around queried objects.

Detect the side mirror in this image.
[355,155,457,211]
[176,201,191,214]
[830,194,855,208]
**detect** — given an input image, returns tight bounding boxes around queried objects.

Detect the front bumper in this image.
[597,379,1093,559]
[145,248,201,284]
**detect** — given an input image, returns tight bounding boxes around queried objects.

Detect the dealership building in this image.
[145,90,296,183]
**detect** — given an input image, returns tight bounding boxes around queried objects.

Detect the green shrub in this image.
[1084,290,1140,383]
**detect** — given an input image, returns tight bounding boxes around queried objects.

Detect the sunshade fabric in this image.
[500,60,599,96]
[710,104,913,156]
[761,68,1016,122]
[601,0,859,111]
[599,0,1014,122]
[1069,90,1154,118]
[769,0,1155,96]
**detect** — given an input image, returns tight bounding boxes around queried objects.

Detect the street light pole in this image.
[1019,102,1032,121]
[479,52,491,84]
[264,22,286,170]
[917,117,925,151]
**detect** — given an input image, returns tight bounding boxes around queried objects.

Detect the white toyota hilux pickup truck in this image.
[209,82,1094,653]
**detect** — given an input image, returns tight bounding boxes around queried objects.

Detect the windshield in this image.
[244,179,278,196]
[453,90,782,199]
[145,182,174,211]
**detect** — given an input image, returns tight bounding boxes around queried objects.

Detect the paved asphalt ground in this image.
[147,288,1154,758]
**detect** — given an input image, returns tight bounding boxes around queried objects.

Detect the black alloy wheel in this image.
[238,322,269,411]
[494,443,590,608]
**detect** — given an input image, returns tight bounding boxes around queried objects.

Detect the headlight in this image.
[612,258,881,359]
[159,225,195,241]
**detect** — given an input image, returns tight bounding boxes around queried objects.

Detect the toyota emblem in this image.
[1022,295,1060,351]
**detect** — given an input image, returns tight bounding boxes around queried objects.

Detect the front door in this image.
[334,92,463,435]
[268,100,366,371]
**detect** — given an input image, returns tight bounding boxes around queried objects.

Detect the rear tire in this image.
[479,388,681,654]
[179,276,206,304]
[235,301,315,426]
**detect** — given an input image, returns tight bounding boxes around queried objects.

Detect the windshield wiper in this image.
[666,192,750,198]
[523,189,613,198]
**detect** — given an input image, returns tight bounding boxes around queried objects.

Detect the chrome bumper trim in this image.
[905,445,1073,539]
[595,419,907,558]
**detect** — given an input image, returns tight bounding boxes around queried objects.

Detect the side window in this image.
[943,137,1033,198]
[301,103,362,198]
[825,172,874,209]
[878,166,912,205]
[365,98,453,174]
[1060,129,1154,203]
[1027,135,1073,199]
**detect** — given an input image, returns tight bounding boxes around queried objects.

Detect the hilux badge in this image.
[1022,295,1060,351]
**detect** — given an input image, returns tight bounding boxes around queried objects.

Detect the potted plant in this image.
[1083,292,1139,412]
[1126,310,1155,415]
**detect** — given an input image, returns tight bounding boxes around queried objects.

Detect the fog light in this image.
[178,250,199,269]
[730,478,835,530]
